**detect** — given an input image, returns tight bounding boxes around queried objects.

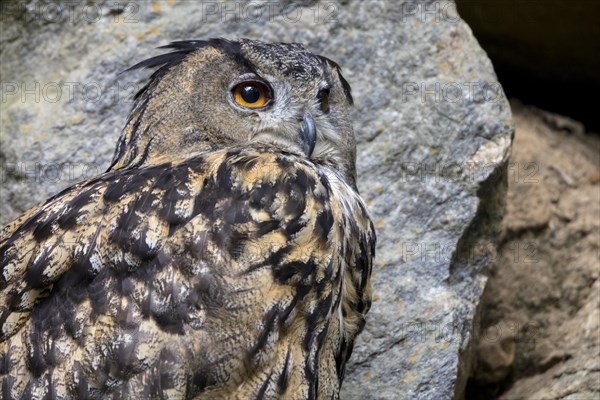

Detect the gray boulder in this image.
[0,0,513,398]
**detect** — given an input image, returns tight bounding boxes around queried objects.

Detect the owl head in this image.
[109,38,357,187]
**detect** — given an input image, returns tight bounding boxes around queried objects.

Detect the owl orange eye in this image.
[232,82,270,108]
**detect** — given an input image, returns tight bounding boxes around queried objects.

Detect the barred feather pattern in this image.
[0,147,375,399]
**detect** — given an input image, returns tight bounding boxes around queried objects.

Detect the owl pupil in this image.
[241,86,260,103]
[318,88,330,114]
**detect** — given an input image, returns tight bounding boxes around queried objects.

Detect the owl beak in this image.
[299,113,316,157]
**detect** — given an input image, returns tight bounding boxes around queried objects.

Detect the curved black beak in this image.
[299,114,316,157]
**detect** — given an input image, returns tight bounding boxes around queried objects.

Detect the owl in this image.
[0,39,375,399]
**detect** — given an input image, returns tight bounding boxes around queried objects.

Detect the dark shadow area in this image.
[464,379,510,400]
[456,0,600,132]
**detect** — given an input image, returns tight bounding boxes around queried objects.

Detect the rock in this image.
[503,180,551,235]
[468,102,600,399]
[472,321,518,385]
[0,1,513,398]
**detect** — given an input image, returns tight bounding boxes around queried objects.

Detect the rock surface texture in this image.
[468,102,600,400]
[0,1,513,398]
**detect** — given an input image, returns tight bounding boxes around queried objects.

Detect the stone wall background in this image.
[466,104,600,399]
[455,2,600,398]
[15,1,598,399]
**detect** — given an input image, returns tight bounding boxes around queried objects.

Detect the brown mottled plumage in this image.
[0,39,375,399]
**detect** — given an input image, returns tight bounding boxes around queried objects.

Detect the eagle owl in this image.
[0,39,375,399]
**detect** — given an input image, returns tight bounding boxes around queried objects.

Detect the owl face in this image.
[112,39,357,186]
[226,40,354,162]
